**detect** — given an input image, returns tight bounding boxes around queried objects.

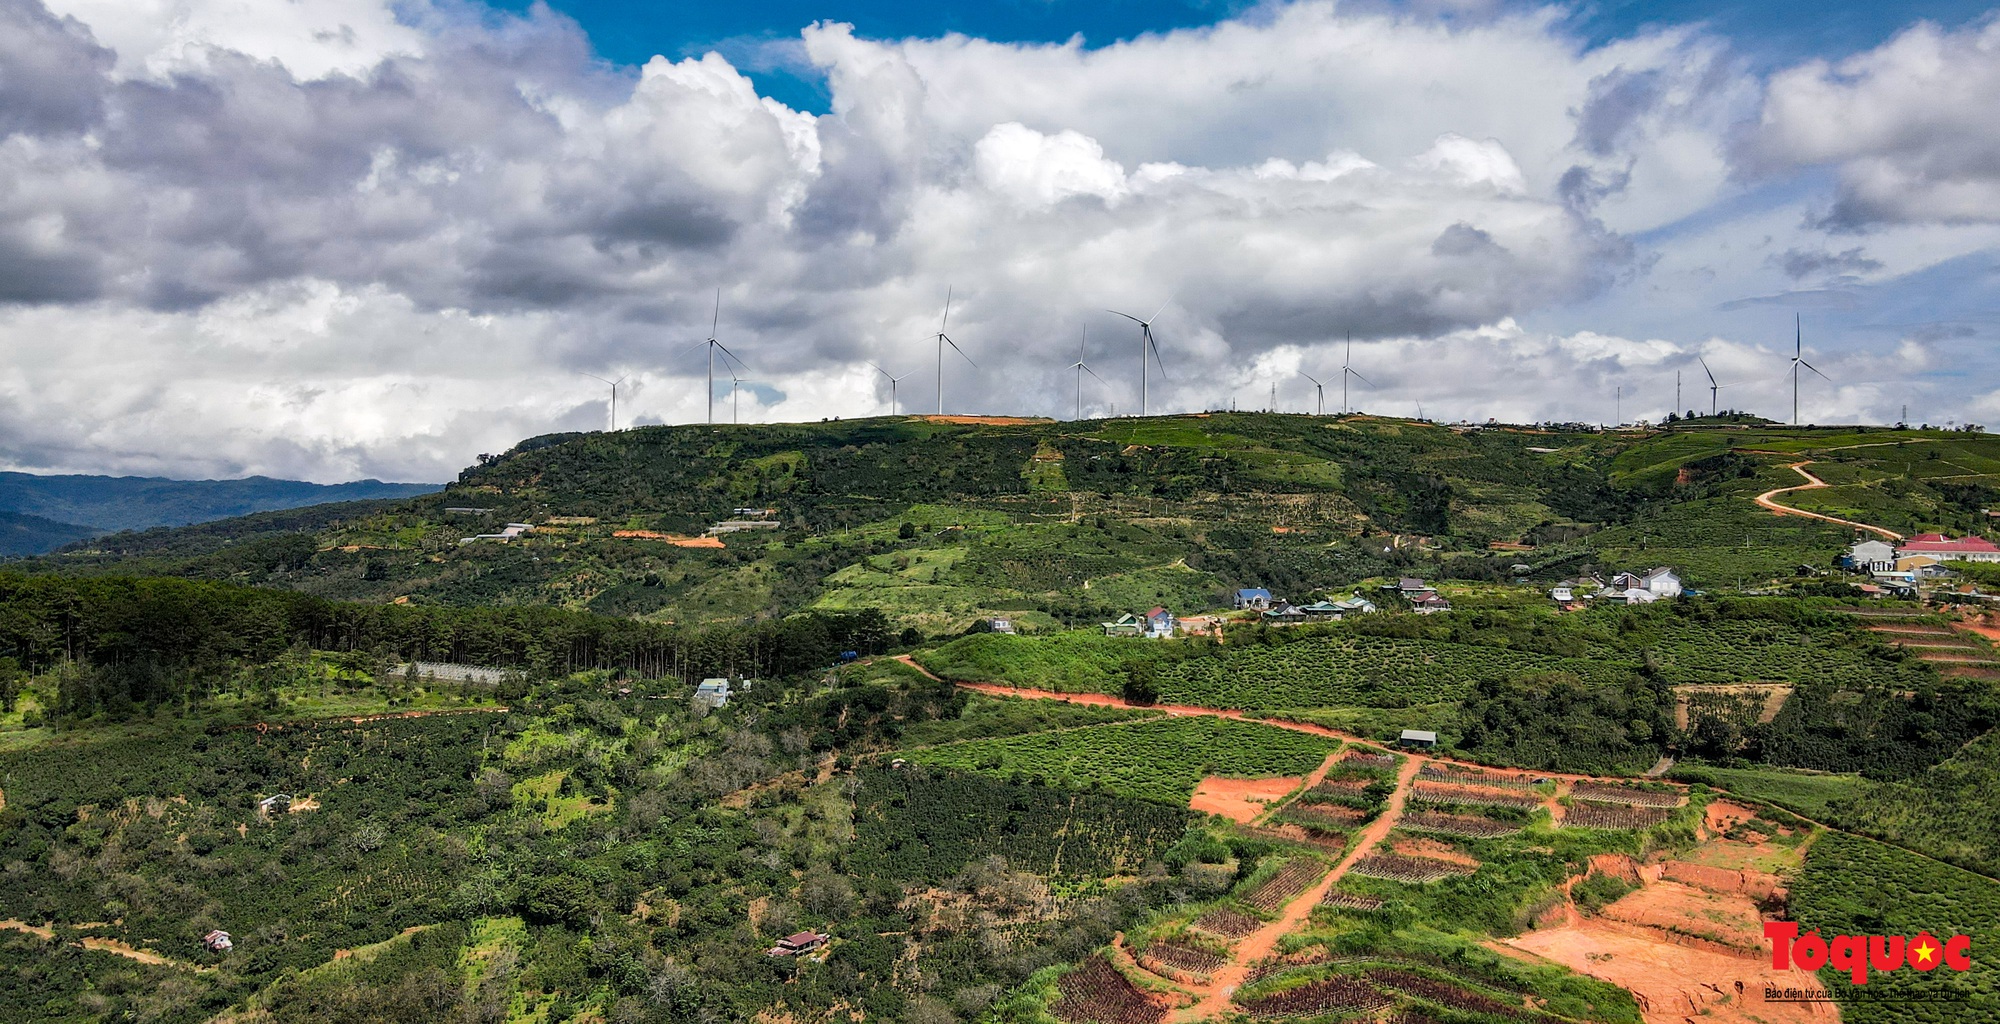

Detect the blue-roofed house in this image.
[694,678,731,708]
[1234,588,1273,610]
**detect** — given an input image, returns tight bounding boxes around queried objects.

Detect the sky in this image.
[3,0,2000,483]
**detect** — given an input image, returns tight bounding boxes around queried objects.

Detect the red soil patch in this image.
[1660,861,1784,902]
[614,530,726,548]
[1506,918,1835,1023]
[914,415,1049,425]
[1190,775,1301,824]
[1705,800,1758,836]
[1390,836,1480,867]
[1597,881,1768,951]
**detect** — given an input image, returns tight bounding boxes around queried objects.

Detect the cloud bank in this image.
[1,0,1997,480]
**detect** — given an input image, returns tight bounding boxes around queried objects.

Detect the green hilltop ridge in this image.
[1,414,1998,1022]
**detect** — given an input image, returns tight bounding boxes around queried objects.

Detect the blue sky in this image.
[495,0,2000,112]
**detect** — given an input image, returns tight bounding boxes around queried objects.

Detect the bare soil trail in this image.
[1752,461,1903,540]
[1176,754,1427,1021]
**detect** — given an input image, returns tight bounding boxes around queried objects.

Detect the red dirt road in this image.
[1753,462,1902,540]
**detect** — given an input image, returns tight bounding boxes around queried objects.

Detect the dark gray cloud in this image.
[0,0,109,136]
[1775,246,1882,280]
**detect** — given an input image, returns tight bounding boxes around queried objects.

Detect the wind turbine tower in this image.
[582,373,625,431]
[1302,371,1326,416]
[871,363,911,417]
[1068,327,1105,420]
[931,288,976,414]
[1697,356,1742,417]
[1340,332,1374,414]
[1790,314,1830,426]
[1108,304,1168,416]
[700,290,748,426]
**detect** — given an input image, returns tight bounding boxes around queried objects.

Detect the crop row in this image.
[1342,752,1399,771]
[1241,858,1327,913]
[1140,939,1224,977]
[1320,891,1384,911]
[1236,976,1390,1018]
[1281,805,1369,831]
[1350,854,1478,883]
[1250,824,1349,853]
[1366,968,1526,1019]
[1191,906,1263,938]
[1559,803,1672,829]
[1417,765,1535,790]
[1571,782,1681,807]
[1411,784,1540,810]
[1050,956,1166,1024]
[1398,812,1522,839]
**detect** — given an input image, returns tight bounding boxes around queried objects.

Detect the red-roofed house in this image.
[1899,535,2000,563]
[767,931,829,956]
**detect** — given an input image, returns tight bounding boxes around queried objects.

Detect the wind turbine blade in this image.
[1082,364,1106,384]
[1107,309,1146,325]
[1801,360,1833,382]
[712,340,749,368]
[870,362,893,380]
[1349,369,1376,388]
[943,335,977,367]
[1698,356,1717,387]
[1149,299,1169,323]
[1148,338,1168,381]
[941,287,952,334]
[1301,372,1323,387]
[711,288,720,339]
[581,372,614,386]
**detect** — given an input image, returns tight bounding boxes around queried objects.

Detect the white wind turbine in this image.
[1301,371,1327,416]
[1697,356,1747,417]
[581,372,626,431]
[1108,303,1169,416]
[1340,332,1373,414]
[871,363,912,417]
[1789,314,1831,425]
[930,288,976,414]
[1068,327,1107,420]
[698,290,748,425]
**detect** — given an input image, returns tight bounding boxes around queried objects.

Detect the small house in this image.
[987,618,1017,634]
[1233,588,1273,610]
[1144,607,1176,639]
[1409,592,1452,615]
[1330,596,1377,616]
[1394,577,1436,596]
[1261,601,1307,624]
[1847,539,1897,573]
[203,930,233,952]
[693,678,731,708]
[1101,613,1147,637]
[767,931,829,957]
[1298,601,1344,620]
[1549,583,1574,603]
[1398,730,1438,749]
[258,794,292,816]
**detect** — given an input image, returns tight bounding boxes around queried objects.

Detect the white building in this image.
[693,678,731,708]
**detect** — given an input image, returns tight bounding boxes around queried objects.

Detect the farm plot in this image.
[1411,784,1539,810]
[1571,782,1682,807]
[1281,804,1369,830]
[1417,765,1535,789]
[1350,853,1478,883]
[1321,891,1385,911]
[1249,824,1349,853]
[909,716,1334,805]
[1235,975,1390,1018]
[1241,858,1328,913]
[1399,812,1522,839]
[1341,751,1399,771]
[1191,906,1263,939]
[1140,939,1225,978]
[1050,956,1167,1024]
[1365,968,1531,1019]
[1560,803,1672,829]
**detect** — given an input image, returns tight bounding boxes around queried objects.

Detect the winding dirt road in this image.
[1753,461,1903,540]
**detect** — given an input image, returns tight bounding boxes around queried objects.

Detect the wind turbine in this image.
[581,372,625,431]
[1302,371,1327,416]
[1789,314,1830,426]
[871,363,911,417]
[1108,303,1169,416]
[699,290,748,426]
[729,369,746,424]
[931,288,976,414]
[1339,332,1374,414]
[1068,327,1106,421]
[1696,356,1746,417]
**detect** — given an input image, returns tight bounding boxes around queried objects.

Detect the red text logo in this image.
[1765,922,1972,985]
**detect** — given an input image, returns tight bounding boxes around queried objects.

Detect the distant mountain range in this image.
[0,471,440,556]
